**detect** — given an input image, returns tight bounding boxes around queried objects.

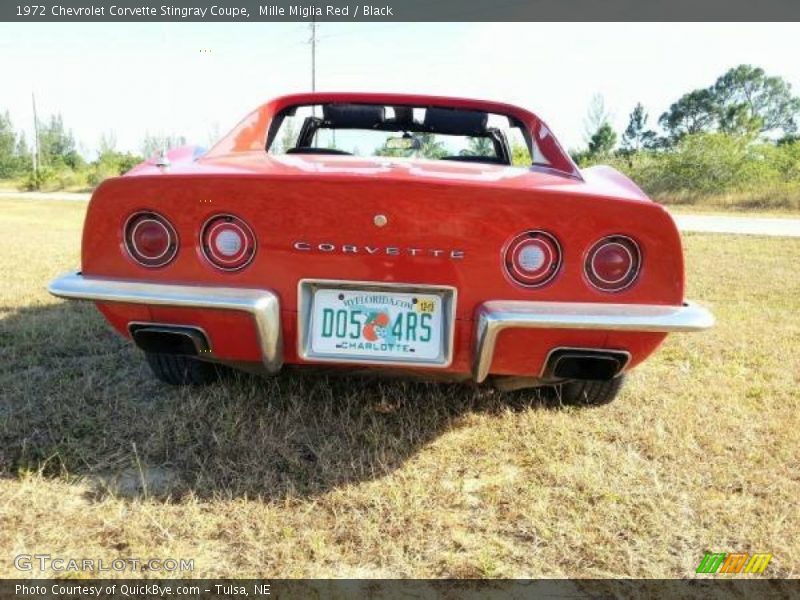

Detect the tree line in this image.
[0,111,187,190]
[2,63,799,209]
[576,65,800,209]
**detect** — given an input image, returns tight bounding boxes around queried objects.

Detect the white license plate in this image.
[309,288,445,363]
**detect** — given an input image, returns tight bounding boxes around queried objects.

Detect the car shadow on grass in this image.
[1,301,567,503]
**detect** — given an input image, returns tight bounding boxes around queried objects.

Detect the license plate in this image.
[308,288,446,364]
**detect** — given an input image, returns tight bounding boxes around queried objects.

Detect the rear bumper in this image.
[473,300,714,382]
[49,271,713,382]
[48,271,283,373]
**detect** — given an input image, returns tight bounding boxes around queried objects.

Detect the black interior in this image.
[285,147,353,156]
[440,155,508,164]
[318,103,490,135]
[269,102,522,165]
[423,107,488,136]
[322,104,386,128]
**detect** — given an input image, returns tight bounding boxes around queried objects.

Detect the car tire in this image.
[556,375,626,406]
[144,352,220,386]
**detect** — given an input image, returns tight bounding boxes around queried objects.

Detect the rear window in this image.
[267,103,539,167]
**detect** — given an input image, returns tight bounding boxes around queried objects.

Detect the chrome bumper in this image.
[473,300,714,382]
[49,272,714,384]
[47,271,283,373]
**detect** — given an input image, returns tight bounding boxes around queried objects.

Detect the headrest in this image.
[322,104,385,128]
[423,107,488,136]
[390,106,415,127]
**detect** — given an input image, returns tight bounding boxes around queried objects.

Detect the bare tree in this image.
[583,94,613,144]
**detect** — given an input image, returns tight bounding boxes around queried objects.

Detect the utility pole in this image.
[309,19,316,92]
[31,91,40,187]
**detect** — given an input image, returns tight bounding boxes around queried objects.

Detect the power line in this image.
[31,91,40,185]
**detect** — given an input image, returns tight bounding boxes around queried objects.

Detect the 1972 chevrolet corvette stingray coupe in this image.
[49,93,714,405]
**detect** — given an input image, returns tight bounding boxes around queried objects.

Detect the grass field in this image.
[1,199,798,579]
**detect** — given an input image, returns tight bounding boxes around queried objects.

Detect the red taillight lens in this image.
[124,212,178,267]
[201,214,256,271]
[586,235,641,292]
[504,230,562,287]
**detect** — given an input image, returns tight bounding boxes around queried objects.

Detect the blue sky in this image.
[1,22,798,156]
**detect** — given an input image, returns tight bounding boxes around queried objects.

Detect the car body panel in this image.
[51,92,710,384]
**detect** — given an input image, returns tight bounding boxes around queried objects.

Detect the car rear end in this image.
[49,157,713,392]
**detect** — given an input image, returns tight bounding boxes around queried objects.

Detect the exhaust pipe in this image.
[544,348,629,381]
[129,324,209,356]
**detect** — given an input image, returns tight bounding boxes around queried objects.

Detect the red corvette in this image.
[49,93,713,405]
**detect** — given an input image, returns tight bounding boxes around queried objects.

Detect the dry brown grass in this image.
[1,199,798,579]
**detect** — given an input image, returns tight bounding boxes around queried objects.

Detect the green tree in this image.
[659,65,800,142]
[417,133,446,159]
[644,132,779,194]
[15,131,31,174]
[0,111,32,178]
[511,142,531,166]
[374,133,446,159]
[0,111,17,178]
[460,137,493,157]
[622,103,657,152]
[88,131,143,186]
[588,123,617,156]
[277,120,297,153]
[712,64,800,135]
[578,94,618,159]
[583,94,612,144]
[98,131,117,156]
[374,145,403,158]
[38,114,83,169]
[659,89,718,141]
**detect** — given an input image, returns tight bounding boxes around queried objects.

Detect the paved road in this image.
[2,192,799,238]
[671,213,800,238]
[0,191,91,202]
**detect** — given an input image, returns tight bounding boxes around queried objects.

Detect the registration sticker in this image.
[416,299,436,313]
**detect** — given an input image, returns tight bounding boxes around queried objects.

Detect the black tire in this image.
[145,352,220,386]
[556,375,626,406]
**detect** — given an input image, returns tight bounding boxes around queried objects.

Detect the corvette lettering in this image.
[293,241,464,259]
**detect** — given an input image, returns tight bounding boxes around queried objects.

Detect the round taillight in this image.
[124,212,178,267]
[201,214,256,271]
[504,230,562,287]
[586,235,641,292]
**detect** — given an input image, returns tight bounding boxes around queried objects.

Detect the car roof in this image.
[204,92,581,179]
